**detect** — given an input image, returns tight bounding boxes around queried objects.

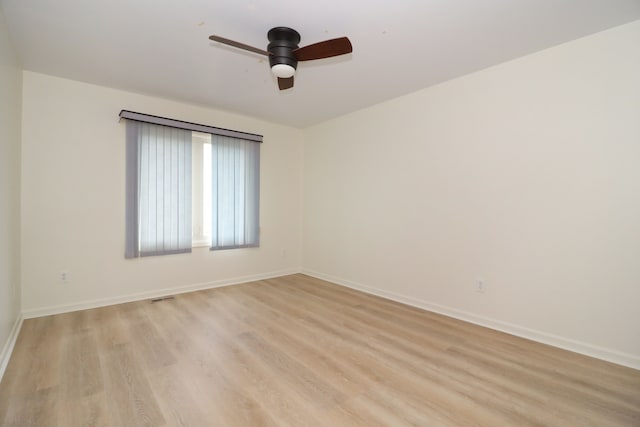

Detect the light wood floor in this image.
[0,274,638,426]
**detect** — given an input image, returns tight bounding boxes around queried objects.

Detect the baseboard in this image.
[0,313,24,382]
[22,268,301,319]
[301,269,640,371]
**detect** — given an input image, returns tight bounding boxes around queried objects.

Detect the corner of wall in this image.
[0,314,23,381]
[0,4,24,383]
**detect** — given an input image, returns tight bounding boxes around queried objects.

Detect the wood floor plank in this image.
[2,386,59,427]
[1,274,639,426]
[91,305,131,352]
[58,392,110,427]
[60,329,103,399]
[150,291,320,426]
[100,344,166,427]
[219,289,369,399]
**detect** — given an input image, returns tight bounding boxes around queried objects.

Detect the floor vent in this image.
[150,296,175,303]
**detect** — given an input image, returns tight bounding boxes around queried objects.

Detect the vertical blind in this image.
[122,110,262,258]
[126,121,193,257]
[211,135,260,250]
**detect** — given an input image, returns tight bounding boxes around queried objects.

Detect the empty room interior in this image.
[1,1,640,426]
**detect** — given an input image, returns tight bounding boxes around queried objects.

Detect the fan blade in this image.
[278,77,294,90]
[294,37,352,61]
[209,35,268,56]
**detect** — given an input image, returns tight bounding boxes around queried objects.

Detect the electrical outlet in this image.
[475,279,486,294]
[59,271,69,283]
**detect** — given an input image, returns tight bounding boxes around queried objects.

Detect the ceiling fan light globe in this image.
[271,64,296,78]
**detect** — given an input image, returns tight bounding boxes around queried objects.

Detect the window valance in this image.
[119,110,263,143]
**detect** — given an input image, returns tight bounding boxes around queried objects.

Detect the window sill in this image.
[192,240,210,249]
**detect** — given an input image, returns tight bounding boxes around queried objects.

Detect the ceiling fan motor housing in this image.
[267,27,300,71]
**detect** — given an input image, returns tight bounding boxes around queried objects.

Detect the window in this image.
[191,132,212,247]
[122,111,261,258]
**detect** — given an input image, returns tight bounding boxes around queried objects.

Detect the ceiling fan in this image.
[209,27,353,90]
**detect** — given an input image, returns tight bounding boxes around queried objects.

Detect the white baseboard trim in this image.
[0,313,24,382]
[22,268,301,319]
[301,269,640,371]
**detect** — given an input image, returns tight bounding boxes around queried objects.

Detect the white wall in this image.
[21,72,303,315]
[0,8,22,375]
[303,20,640,368]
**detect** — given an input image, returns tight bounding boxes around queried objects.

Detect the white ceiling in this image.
[2,0,639,128]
